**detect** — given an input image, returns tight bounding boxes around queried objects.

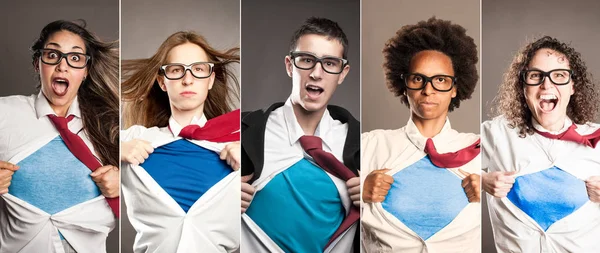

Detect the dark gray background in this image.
[241,0,360,117]
[0,1,119,253]
[120,0,240,252]
[362,0,481,134]
[482,0,600,252]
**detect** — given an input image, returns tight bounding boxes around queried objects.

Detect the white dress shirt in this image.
[361,117,481,253]
[241,99,356,253]
[121,114,240,253]
[482,116,600,253]
[0,92,116,253]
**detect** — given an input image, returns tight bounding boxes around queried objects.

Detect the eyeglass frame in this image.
[159,62,215,80]
[288,51,348,74]
[400,73,457,92]
[37,48,91,69]
[520,69,574,86]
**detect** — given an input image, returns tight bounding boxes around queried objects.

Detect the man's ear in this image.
[337,64,351,85]
[285,55,293,78]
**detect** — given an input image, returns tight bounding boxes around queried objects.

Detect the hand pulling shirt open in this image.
[0,93,116,253]
[241,99,356,253]
[120,109,240,253]
[482,116,600,253]
[361,118,481,253]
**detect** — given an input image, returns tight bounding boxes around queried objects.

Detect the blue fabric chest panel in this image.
[140,139,231,213]
[507,166,588,231]
[382,156,469,240]
[9,136,101,215]
[246,159,344,253]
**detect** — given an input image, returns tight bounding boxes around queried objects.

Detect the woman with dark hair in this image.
[482,36,600,252]
[361,17,481,252]
[120,31,241,252]
[0,20,119,252]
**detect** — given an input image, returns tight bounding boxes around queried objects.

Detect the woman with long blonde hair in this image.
[0,20,119,253]
[120,31,241,252]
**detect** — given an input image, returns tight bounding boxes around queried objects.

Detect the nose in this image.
[421,80,436,95]
[55,57,69,72]
[182,69,195,86]
[309,62,323,80]
[540,75,553,90]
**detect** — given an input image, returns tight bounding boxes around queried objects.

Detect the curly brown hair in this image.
[382,17,478,112]
[492,36,600,137]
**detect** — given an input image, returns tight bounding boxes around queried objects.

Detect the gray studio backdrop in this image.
[362,0,481,135]
[482,0,600,252]
[241,0,360,118]
[120,0,240,252]
[0,1,120,253]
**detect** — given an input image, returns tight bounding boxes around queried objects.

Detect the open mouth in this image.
[51,77,70,96]
[539,94,558,112]
[306,84,324,97]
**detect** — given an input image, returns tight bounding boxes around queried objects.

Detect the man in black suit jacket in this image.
[240,17,360,253]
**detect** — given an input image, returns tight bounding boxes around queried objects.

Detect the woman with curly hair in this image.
[120,31,241,252]
[482,36,600,252]
[361,17,481,252]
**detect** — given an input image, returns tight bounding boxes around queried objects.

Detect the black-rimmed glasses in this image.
[521,69,573,86]
[38,49,90,69]
[289,51,348,74]
[401,73,456,92]
[159,62,215,80]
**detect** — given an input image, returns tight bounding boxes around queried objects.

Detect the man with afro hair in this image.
[361,17,481,252]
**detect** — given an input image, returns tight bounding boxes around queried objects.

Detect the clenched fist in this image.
[121,139,154,166]
[362,169,394,203]
[482,171,517,198]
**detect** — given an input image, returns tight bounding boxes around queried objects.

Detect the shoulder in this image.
[327,104,358,124]
[121,125,156,142]
[0,94,35,111]
[482,115,511,134]
[576,121,600,135]
[242,102,285,125]
[362,128,406,145]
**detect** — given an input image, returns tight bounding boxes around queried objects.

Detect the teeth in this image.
[540,94,557,100]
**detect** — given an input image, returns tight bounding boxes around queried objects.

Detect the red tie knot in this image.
[424,138,437,154]
[48,114,75,131]
[299,135,323,151]
[179,124,201,139]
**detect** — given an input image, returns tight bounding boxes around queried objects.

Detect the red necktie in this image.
[177,109,240,142]
[299,135,359,249]
[47,115,119,217]
[534,124,600,148]
[424,138,480,168]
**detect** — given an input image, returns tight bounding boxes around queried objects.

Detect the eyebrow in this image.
[294,51,343,59]
[45,42,85,53]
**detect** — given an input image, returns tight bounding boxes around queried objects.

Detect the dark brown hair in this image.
[31,20,119,166]
[492,36,599,137]
[121,31,240,128]
[383,17,478,112]
[290,17,349,59]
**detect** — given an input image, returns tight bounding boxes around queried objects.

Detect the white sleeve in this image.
[480,120,496,171]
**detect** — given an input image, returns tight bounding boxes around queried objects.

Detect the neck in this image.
[171,104,204,127]
[47,95,74,117]
[536,116,566,133]
[411,112,447,138]
[292,103,326,135]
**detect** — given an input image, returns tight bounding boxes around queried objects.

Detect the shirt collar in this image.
[532,116,572,135]
[405,115,452,151]
[168,114,208,137]
[34,91,82,119]
[282,98,334,149]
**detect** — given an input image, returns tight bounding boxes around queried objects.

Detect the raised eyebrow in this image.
[44,43,86,54]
